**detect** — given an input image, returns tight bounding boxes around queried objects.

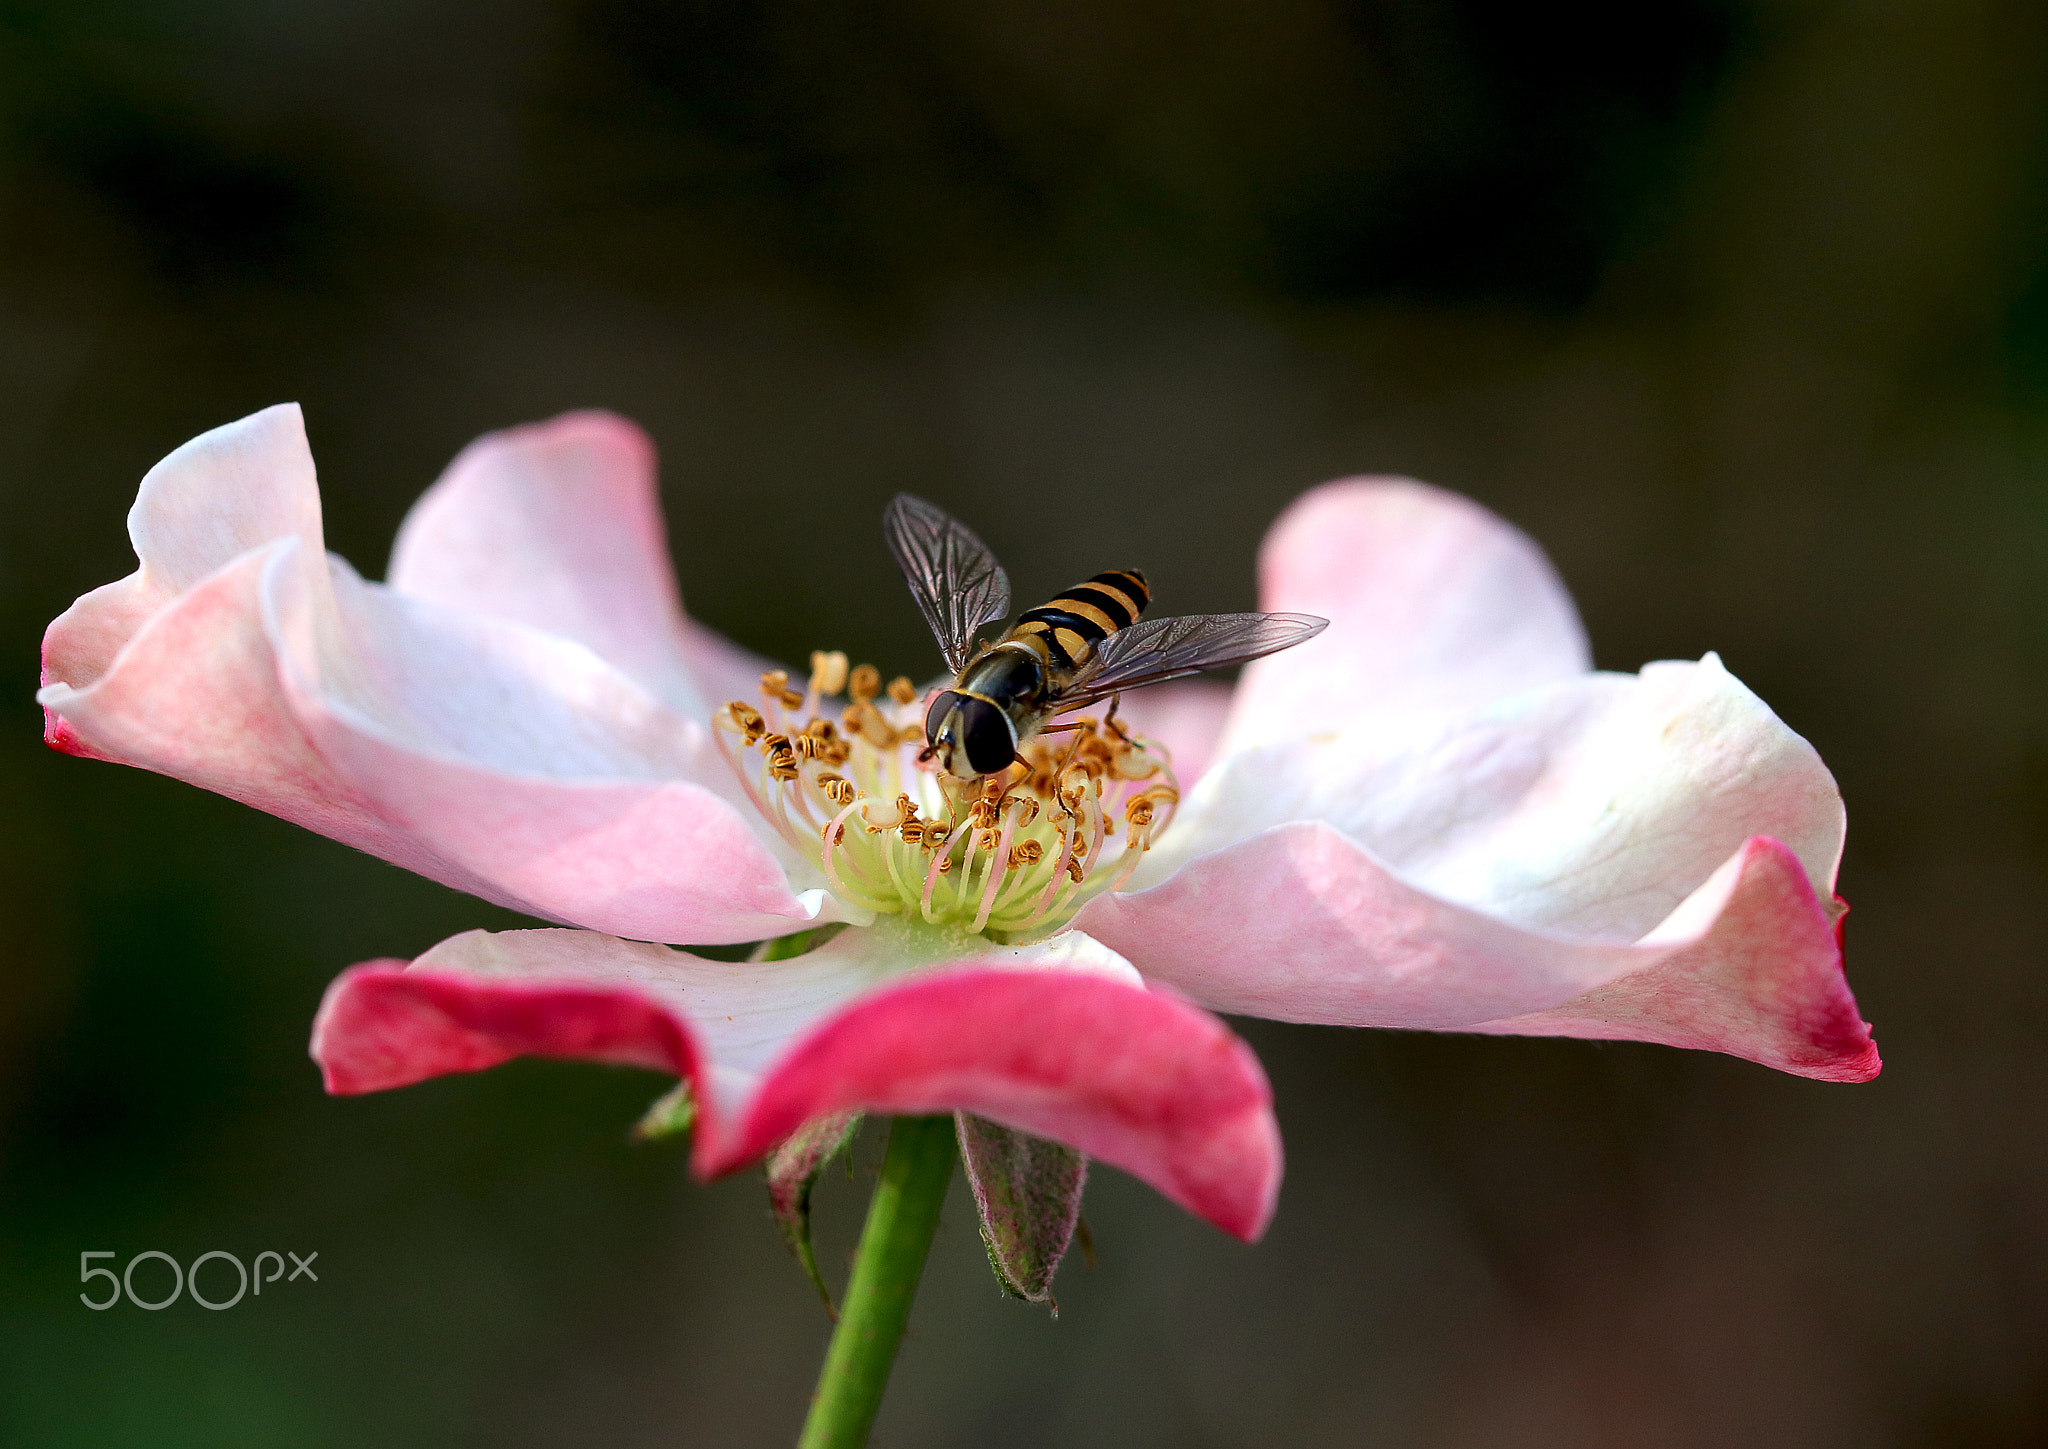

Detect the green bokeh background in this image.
[3,1,2047,1444]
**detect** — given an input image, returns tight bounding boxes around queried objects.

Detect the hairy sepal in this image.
[631,1080,697,1141]
[956,1112,1087,1309]
[766,1110,864,1318]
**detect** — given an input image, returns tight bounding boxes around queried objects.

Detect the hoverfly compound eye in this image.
[959,698,1017,777]
[925,690,957,743]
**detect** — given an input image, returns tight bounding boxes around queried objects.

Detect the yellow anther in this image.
[842,701,897,749]
[886,676,918,706]
[760,733,800,780]
[859,792,917,833]
[1134,783,1179,810]
[1065,855,1086,883]
[849,664,881,702]
[809,650,849,697]
[976,827,999,852]
[1111,746,1161,781]
[1008,839,1043,870]
[721,701,767,744]
[817,774,856,806]
[761,670,803,710]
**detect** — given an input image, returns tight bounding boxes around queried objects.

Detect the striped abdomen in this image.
[1008,569,1150,671]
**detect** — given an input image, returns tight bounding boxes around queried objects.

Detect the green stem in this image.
[797,1114,957,1449]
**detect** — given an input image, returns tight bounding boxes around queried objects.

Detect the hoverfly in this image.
[885,493,1329,780]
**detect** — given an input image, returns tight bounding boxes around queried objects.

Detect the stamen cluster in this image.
[713,651,1179,940]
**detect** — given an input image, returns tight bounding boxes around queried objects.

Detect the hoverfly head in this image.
[925,689,1017,780]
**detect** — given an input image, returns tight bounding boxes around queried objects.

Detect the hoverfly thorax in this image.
[923,566,1155,778]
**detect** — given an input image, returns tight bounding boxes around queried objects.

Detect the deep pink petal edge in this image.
[312,959,1280,1241]
[1083,824,1877,1083]
[726,970,1280,1240]
[1468,836,1880,1082]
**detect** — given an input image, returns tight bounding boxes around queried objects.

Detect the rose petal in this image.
[1155,655,1843,944]
[1078,824,1875,1081]
[40,543,520,905]
[267,546,838,943]
[311,924,1281,1240]
[1090,653,1870,1080]
[42,404,321,695]
[388,411,773,718]
[1467,840,1877,1083]
[41,408,829,943]
[1222,477,1590,752]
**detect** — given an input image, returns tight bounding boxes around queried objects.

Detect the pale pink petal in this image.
[1090,653,1870,1079]
[677,620,783,718]
[42,404,320,694]
[388,410,778,719]
[1113,679,1233,788]
[36,408,514,899]
[1222,478,1590,752]
[1077,824,1875,1082]
[41,544,518,903]
[312,925,1281,1240]
[41,408,827,942]
[266,548,837,943]
[1156,656,1843,943]
[1467,840,1876,1082]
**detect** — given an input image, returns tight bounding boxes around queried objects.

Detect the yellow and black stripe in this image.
[1010,569,1150,670]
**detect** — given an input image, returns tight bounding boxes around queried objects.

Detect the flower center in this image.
[713,651,1179,941]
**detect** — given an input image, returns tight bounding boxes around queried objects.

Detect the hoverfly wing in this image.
[883,494,1013,675]
[1048,611,1328,712]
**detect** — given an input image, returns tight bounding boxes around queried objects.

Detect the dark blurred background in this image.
[2,0,2045,1444]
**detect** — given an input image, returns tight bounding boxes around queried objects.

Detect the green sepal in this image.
[955,1113,1087,1310]
[631,1079,697,1142]
[768,1111,865,1319]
